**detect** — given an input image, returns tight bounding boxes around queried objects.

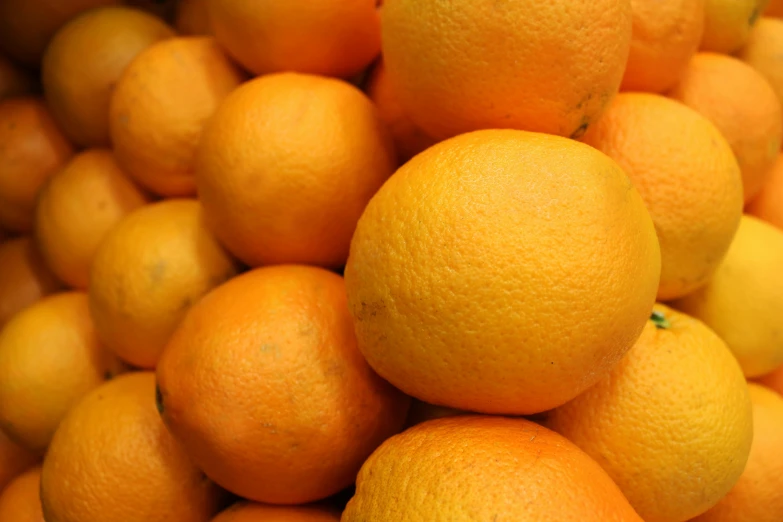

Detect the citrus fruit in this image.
[668,52,782,202]
[88,199,240,369]
[0,430,38,494]
[156,265,410,504]
[175,0,211,35]
[0,55,35,100]
[547,304,753,522]
[0,466,44,522]
[0,292,126,453]
[208,0,380,77]
[195,72,396,268]
[747,152,783,229]
[701,0,765,53]
[583,93,743,300]
[110,36,245,197]
[621,0,705,93]
[343,415,644,521]
[380,0,632,140]
[0,237,62,329]
[211,502,340,522]
[345,129,661,415]
[34,149,149,289]
[41,6,175,147]
[40,372,224,522]
[0,97,74,232]
[755,365,783,395]
[673,215,783,377]
[738,17,783,130]
[766,0,783,16]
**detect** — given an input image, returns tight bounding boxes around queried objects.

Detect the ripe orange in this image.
[380,0,632,140]
[738,17,783,129]
[156,265,410,504]
[208,0,380,77]
[547,304,753,522]
[34,149,149,289]
[0,54,35,101]
[40,372,224,522]
[0,466,44,522]
[701,0,765,53]
[0,97,75,232]
[345,129,661,415]
[365,59,437,165]
[673,215,783,377]
[41,6,175,147]
[211,502,340,522]
[0,292,126,453]
[0,430,38,494]
[747,152,783,229]
[0,0,120,67]
[195,72,396,268]
[692,383,783,522]
[343,416,643,521]
[583,93,743,300]
[0,237,62,329]
[110,37,245,197]
[668,52,782,202]
[89,199,240,369]
[621,0,705,93]
[175,0,211,36]
[766,0,783,16]
[755,364,783,395]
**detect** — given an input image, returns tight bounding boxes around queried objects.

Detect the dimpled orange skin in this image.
[0,292,126,453]
[583,93,743,300]
[88,199,240,369]
[211,502,340,522]
[755,365,783,395]
[40,373,224,522]
[41,6,175,147]
[739,18,783,133]
[547,304,753,522]
[342,416,644,522]
[0,466,44,522]
[208,0,380,77]
[673,215,783,377]
[195,73,396,268]
[345,129,661,415]
[747,153,783,229]
[35,149,150,289]
[0,430,38,494]
[110,37,245,197]
[621,0,705,93]
[156,265,411,505]
[668,53,783,202]
[0,97,75,232]
[380,0,632,141]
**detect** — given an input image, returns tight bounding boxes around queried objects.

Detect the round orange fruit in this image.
[110,36,245,197]
[747,152,783,229]
[156,265,410,504]
[0,430,38,494]
[345,129,661,415]
[211,502,340,522]
[738,17,783,132]
[701,0,765,53]
[195,72,396,268]
[380,0,632,140]
[0,466,44,522]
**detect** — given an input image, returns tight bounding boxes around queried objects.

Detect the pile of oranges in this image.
[1,0,783,521]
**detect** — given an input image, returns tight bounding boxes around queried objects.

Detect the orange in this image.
[40,372,224,522]
[380,0,632,140]
[345,129,661,415]
[747,152,783,228]
[0,54,35,101]
[0,0,120,67]
[0,97,75,232]
[208,0,380,77]
[343,416,643,521]
[765,0,783,16]
[701,0,765,52]
[691,383,783,522]
[583,93,743,300]
[0,430,38,494]
[195,72,396,268]
[668,52,783,202]
[175,0,211,35]
[110,37,245,197]
[156,265,410,504]
[41,6,175,147]
[621,0,705,93]
[89,199,239,369]
[211,502,340,522]
[738,18,783,130]
[34,149,149,289]
[673,215,783,377]
[547,304,753,522]
[0,466,44,522]
[0,237,62,329]
[0,292,126,453]
[755,364,783,395]
[365,59,438,165]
